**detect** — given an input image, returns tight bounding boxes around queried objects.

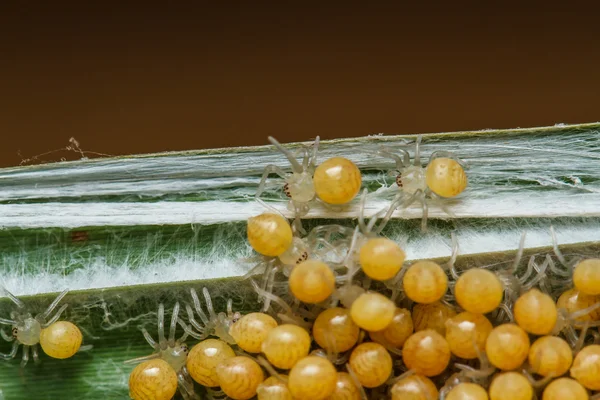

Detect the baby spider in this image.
[183,287,242,344]
[0,287,88,367]
[256,136,362,233]
[126,302,199,400]
[256,136,320,231]
[375,135,467,232]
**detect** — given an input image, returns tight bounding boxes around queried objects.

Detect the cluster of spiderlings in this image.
[123,135,600,400]
[0,288,89,368]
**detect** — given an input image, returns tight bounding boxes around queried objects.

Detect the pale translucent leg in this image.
[510,232,527,274]
[550,225,569,267]
[141,328,157,349]
[190,289,209,325]
[157,303,167,350]
[38,289,69,322]
[202,288,217,320]
[178,369,200,400]
[32,344,40,365]
[183,305,208,340]
[374,147,410,171]
[41,304,68,328]
[308,136,320,171]
[373,189,424,234]
[0,286,25,309]
[123,352,161,365]
[357,189,371,234]
[255,164,289,214]
[345,363,369,400]
[168,303,180,348]
[20,345,29,368]
[413,135,422,166]
[78,345,94,353]
[522,256,549,291]
[0,329,13,342]
[0,317,16,326]
[0,341,18,360]
[447,232,461,280]
[267,136,302,173]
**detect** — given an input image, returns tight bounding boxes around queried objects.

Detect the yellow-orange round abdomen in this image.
[247,213,293,257]
[455,268,503,314]
[529,336,573,377]
[289,260,335,303]
[445,312,493,360]
[350,292,396,332]
[542,378,588,400]
[390,374,438,400]
[573,259,600,296]
[288,356,337,400]
[514,289,557,335]
[187,338,236,387]
[348,342,393,388]
[402,329,451,377]
[216,356,265,400]
[403,261,448,304]
[425,158,467,198]
[39,321,83,359]
[313,157,362,205]
[359,238,405,281]
[129,359,178,400]
[489,372,533,400]
[312,307,359,353]
[485,324,530,371]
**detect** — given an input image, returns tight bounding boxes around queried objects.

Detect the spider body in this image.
[375,135,467,231]
[0,288,85,367]
[126,303,198,400]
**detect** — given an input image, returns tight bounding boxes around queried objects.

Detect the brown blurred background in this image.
[0,3,599,167]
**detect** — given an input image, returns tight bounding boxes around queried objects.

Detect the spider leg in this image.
[141,327,157,349]
[185,305,204,332]
[226,299,233,319]
[123,353,161,365]
[202,288,218,320]
[374,147,410,171]
[157,303,167,350]
[178,369,200,400]
[0,286,25,309]
[447,232,461,280]
[0,317,16,326]
[38,289,69,322]
[20,345,30,367]
[267,137,303,173]
[176,319,190,343]
[0,328,13,342]
[0,341,18,360]
[168,303,180,348]
[190,289,210,325]
[32,344,41,365]
[308,136,320,171]
[78,345,94,353]
[550,225,569,268]
[372,192,407,235]
[41,304,68,328]
[357,189,370,234]
[413,135,423,166]
[256,164,288,210]
[416,190,428,232]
